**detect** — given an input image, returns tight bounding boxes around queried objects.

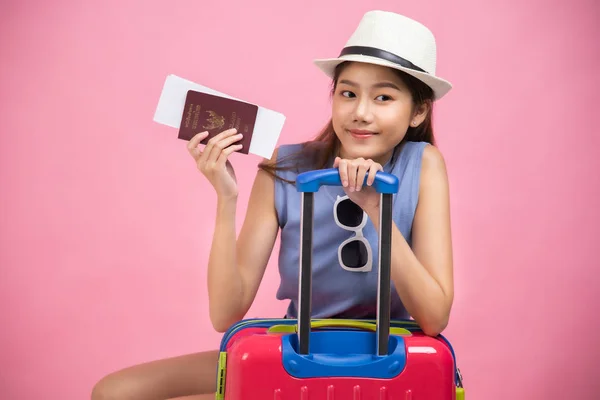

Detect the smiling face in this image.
[331,62,430,165]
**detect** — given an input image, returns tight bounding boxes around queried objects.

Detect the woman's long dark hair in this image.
[258,61,436,183]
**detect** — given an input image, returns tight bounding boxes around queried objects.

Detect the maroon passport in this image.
[178,90,258,154]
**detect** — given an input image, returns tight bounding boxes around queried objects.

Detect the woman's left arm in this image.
[366,145,454,336]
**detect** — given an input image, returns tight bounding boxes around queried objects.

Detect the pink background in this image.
[1,0,599,398]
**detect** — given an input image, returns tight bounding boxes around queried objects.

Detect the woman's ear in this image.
[411,100,431,127]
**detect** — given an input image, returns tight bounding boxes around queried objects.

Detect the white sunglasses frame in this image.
[333,195,373,272]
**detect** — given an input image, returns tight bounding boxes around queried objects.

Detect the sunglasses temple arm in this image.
[376,192,393,356]
[298,191,313,355]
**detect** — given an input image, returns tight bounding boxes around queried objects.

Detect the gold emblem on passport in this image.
[203,110,225,131]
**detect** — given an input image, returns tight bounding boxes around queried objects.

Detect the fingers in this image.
[187,131,209,158]
[207,131,244,164]
[216,143,244,166]
[337,158,349,188]
[367,163,382,187]
[347,158,363,191]
[335,157,382,191]
[355,159,372,191]
[195,128,242,167]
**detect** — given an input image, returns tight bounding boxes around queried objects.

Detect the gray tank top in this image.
[273,140,428,319]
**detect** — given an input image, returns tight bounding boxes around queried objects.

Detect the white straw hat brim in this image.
[313,54,452,100]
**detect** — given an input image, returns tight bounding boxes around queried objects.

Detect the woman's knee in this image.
[89,350,220,400]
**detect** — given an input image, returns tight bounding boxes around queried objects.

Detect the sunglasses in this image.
[333,195,373,272]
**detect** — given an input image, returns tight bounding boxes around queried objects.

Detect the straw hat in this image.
[313,10,452,100]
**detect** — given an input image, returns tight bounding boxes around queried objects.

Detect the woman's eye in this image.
[341,91,355,98]
[376,95,392,101]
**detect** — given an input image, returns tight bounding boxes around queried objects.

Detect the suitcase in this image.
[216,168,465,399]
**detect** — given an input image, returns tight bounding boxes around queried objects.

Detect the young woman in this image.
[91,10,454,400]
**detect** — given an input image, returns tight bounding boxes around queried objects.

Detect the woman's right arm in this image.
[187,128,280,332]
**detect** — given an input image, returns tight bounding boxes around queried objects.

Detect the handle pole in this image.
[376,192,393,356]
[298,191,313,355]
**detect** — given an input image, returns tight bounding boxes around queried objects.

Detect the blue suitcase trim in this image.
[281,330,407,378]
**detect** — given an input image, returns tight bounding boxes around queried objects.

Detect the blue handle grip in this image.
[296,168,399,194]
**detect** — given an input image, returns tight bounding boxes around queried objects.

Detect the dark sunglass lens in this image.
[337,199,363,228]
[341,241,369,268]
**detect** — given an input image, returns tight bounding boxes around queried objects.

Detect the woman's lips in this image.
[348,129,377,139]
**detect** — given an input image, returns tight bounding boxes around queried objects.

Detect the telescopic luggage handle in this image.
[296,168,399,194]
[295,168,399,356]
